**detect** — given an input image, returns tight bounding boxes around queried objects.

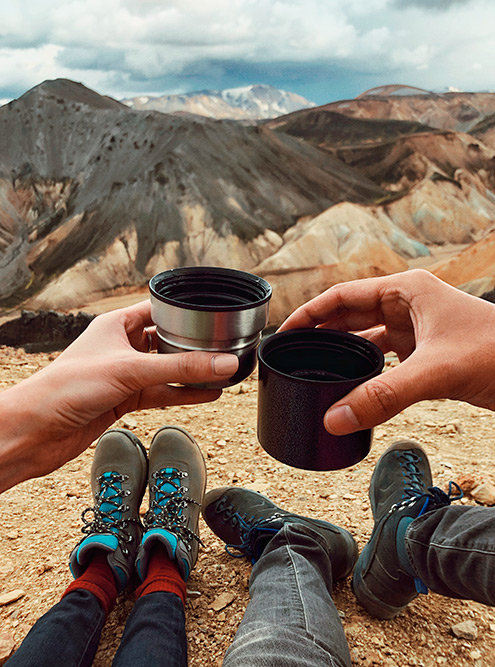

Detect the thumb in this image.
[323,360,431,435]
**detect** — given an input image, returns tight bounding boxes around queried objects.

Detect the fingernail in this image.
[324,405,360,435]
[212,354,239,376]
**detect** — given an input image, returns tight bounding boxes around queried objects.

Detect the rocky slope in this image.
[0,79,386,312]
[2,80,495,325]
[318,85,495,133]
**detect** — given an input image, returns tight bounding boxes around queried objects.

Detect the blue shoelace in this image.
[214,497,281,563]
[143,467,202,550]
[392,451,463,593]
[80,471,135,555]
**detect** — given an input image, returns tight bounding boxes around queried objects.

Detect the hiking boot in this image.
[202,487,358,582]
[69,429,148,592]
[136,426,207,582]
[352,440,462,619]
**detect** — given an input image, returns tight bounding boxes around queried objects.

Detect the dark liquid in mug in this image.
[290,369,347,381]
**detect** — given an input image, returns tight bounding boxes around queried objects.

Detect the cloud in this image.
[394,0,470,9]
[0,0,493,104]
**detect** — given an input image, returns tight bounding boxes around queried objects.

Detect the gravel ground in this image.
[1,346,495,666]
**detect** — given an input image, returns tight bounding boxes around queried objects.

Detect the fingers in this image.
[278,275,390,332]
[323,357,438,435]
[127,384,224,411]
[123,350,240,390]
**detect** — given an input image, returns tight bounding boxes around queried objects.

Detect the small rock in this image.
[37,560,56,575]
[247,482,269,493]
[121,415,137,429]
[0,631,15,665]
[447,419,464,434]
[456,474,477,494]
[210,592,235,611]
[0,563,14,578]
[217,457,228,465]
[0,590,25,606]
[451,619,478,640]
[6,531,19,540]
[186,589,202,598]
[469,649,482,660]
[471,481,495,506]
[350,648,360,664]
[66,488,81,498]
[216,439,227,446]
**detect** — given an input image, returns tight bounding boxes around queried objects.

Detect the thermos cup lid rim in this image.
[149,266,272,312]
[258,328,385,384]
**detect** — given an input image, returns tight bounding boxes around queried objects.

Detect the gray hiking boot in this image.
[135,426,207,582]
[352,440,462,619]
[69,429,148,592]
[202,487,358,582]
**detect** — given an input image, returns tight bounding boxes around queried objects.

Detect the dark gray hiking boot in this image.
[69,429,148,592]
[202,487,358,582]
[352,440,462,619]
[135,426,207,582]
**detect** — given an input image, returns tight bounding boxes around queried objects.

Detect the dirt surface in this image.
[1,346,495,666]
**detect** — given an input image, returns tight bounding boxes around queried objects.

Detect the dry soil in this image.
[1,347,495,666]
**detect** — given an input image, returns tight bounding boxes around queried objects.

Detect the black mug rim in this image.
[258,328,384,384]
[149,266,272,312]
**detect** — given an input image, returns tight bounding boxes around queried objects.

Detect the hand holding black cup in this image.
[257,328,384,471]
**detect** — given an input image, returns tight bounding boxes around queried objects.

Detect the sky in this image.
[0,0,494,107]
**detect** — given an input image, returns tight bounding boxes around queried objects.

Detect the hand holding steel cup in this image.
[257,328,385,471]
[149,266,272,389]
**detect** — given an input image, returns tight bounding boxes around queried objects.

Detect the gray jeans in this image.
[406,505,495,604]
[223,523,352,667]
[224,506,495,666]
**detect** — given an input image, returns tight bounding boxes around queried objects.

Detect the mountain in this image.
[0,79,383,312]
[304,85,495,133]
[121,84,316,120]
[1,78,495,325]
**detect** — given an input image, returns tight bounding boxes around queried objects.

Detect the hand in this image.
[279,269,495,435]
[0,300,239,492]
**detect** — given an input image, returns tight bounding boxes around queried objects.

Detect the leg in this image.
[352,440,476,619]
[113,591,187,667]
[8,428,148,667]
[202,487,358,667]
[6,589,105,667]
[406,505,495,605]
[115,426,208,667]
[224,524,351,667]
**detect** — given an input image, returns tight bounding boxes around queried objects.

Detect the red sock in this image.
[62,551,118,616]
[135,545,187,606]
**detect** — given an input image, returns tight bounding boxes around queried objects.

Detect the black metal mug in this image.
[257,328,384,471]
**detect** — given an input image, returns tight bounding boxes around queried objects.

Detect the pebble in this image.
[450,619,478,640]
[0,631,15,666]
[120,415,137,429]
[471,481,495,506]
[210,592,235,611]
[0,590,25,606]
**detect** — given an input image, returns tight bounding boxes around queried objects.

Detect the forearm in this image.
[0,383,45,493]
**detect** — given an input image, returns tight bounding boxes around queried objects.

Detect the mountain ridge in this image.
[121,84,316,120]
[1,78,495,325]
